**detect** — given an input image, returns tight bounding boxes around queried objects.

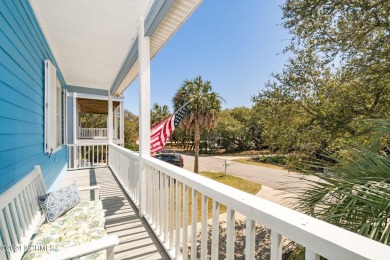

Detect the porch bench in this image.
[0,166,118,260]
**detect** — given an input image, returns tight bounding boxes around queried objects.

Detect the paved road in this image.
[181,154,316,196]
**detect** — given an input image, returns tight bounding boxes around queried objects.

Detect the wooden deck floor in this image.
[62,167,170,260]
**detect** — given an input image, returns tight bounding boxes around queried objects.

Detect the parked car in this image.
[155,153,184,167]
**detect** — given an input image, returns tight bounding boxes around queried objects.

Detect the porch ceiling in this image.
[78,98,119,114]
[30,0,203,95]
[30,0,153,90]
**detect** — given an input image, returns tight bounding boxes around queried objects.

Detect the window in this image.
[45,60,62,154]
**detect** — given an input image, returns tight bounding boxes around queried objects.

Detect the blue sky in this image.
[124,0,290,114]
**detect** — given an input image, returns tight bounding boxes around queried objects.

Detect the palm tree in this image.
[151,103,170,125]
[173,76,223,173]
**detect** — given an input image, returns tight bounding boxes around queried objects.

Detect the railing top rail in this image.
[79,128,108,130]
[68,143,109,147]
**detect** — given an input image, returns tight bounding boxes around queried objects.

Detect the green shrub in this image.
[252,155,287,165]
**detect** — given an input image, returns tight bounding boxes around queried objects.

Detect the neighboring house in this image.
[1,1,389,259]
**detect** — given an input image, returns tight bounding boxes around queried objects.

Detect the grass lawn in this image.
[172,171,261,226]
[200,171,261,195]
[233,158,286,170]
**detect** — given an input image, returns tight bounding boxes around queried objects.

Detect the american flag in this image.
[149,103,188,154]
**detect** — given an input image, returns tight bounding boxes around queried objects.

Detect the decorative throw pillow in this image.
[38,181,81,222]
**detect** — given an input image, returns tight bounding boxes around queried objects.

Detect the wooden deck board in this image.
[62,167,170,260]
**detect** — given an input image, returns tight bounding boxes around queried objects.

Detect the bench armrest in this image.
[79,185,100,200]
[39,235,118,260]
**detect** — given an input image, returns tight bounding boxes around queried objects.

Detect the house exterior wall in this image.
[0,0,67,195]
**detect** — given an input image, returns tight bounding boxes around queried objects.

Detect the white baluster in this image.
[201,194,208,259]
[270,231,282,260]
[211,200,220,259]
[245,218,255,260]
[190,189,198,260]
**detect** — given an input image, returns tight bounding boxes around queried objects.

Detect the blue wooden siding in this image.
[0,0,67,194]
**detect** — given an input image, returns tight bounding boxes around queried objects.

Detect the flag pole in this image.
[174,93,202,112]
[152,97,193,128]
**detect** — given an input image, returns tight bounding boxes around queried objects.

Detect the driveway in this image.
[181,154,316,197]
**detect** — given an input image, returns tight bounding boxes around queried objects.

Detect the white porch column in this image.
[108,92,113,143]
[114,106,118,139]
[120,100,124,144]
[73,93,77,142]
[138,16,150,217]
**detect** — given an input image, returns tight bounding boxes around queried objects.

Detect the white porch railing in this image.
[109,144,140,208]
[79,128,108,139]
[108,143,390,260]
[67,144,109,170]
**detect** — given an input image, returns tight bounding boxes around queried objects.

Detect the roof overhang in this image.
[30,0,203,96]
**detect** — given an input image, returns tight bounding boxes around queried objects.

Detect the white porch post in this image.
[73,94,77,142]
[138,16,150,217]
[114,106,118,139]
[108,92,113,143]
[72,93,77,168]
[120,100,124,144]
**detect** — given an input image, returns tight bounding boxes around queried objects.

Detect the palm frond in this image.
[293,144,390,244]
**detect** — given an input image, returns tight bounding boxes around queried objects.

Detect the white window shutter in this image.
[45,60,57,154]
